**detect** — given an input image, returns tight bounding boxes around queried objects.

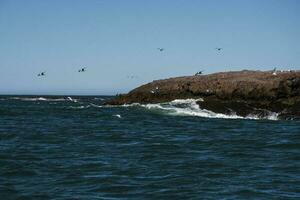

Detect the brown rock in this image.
[106,70,300,120]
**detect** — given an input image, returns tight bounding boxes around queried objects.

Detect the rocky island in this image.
[107,70,300,120]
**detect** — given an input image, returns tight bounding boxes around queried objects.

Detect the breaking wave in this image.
[6,96,278,120]
[10,97,49,101]
[9,97,78,102]
[246,112,278,121]
[89,103,103,108]
[120,99,278,120]
[113,114,122,118]
[93,97,105,101]
[67,97,78,103]
[69,105,90,109]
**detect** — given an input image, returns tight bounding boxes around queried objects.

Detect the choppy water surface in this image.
[0,96,299,199]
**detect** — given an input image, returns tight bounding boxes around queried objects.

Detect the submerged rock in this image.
[106,70,300,120]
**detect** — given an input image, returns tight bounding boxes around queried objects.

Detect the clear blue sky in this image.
[0,0,299,95]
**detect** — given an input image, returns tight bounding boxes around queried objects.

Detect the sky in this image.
[0,0,299,95]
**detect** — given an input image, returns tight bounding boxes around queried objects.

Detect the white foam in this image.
[69,105,90,109]
[90,103,103,108]
[113,114,122,118]
[10,97,66,101]
[170,98,204,104]
[123,98,278,120]
[94,97,105,101]
[142,104,242,119]
[244,114,260,120]
[121,103,141,107]
[67,97,78,103]
[267,112,279,120]
[138,99,242,119]
[246,112,278,121]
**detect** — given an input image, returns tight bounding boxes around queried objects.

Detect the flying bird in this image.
[195,70,204,76]
[126,75,139,79]
[38,72,46,76]
[78,67,86,72]
[215,48,223,51]
[157,48,164,52]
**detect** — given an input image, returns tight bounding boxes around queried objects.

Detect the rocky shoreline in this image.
[106,70,300,120]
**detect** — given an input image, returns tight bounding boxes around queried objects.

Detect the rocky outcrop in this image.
[107,70,300,120]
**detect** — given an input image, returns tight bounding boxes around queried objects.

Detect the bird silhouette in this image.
[38,72,46,76]
[78,67,86,72]
[157,48,164,52]
[126,75,139,79]
[195,70,204,76]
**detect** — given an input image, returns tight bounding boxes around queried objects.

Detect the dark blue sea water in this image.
[0,96,299,199]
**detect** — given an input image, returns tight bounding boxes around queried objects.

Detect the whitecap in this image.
[246,112,278,121]
[113,114,122,118]
[11,97,47,101]
[67,97,78,103]
[9,97,66,102]
[267,112,279,120]
[122,98,278,120]
[90,103,103,108]
[139,99,243,119]
[69,105,90,109]
[121,103,141,107]
[93,97,105,101]
[170,98,203,104]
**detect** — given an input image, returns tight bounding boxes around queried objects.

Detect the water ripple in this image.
[0,96,299,199]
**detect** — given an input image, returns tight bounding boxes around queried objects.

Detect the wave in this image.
[245,112,278,120]
[9,97,78,102]
[90,103,103,108]
[113,114,122,118]
[10,97,54,101]
[67,97,78,103]
[141,99,244,119]
[120,99,278,120]
[69,105,90,109]
[93,97,105,101]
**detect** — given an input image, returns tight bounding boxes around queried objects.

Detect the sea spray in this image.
[119,98,278,120]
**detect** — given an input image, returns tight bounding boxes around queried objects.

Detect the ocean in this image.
[0,96,299,199]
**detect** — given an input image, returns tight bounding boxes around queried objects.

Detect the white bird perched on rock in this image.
[272,67,277,76]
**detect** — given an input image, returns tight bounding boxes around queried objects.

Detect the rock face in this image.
[107,70,300,120]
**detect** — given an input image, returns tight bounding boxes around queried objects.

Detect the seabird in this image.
[157,48,164,52]
[195,70,204,76]
[127,75,138,79]
[78,67,86,72]
[38,72,46,76]
[215,48,223,51]
[272,67,277,75]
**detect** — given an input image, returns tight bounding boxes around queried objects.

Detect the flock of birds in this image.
[37,47,223,77]
[37,67,87,77]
